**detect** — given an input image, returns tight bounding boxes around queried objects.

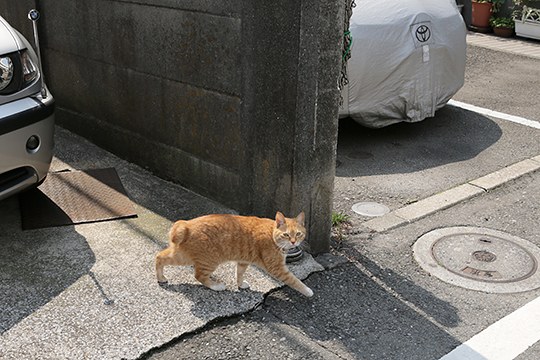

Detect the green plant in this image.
[513,0,540,20]
[489,16,516,28]
[513,0,540,7]
[331,212,350,227]
[331,211,351,250]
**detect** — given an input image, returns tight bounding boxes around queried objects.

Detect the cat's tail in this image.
[169,221,188,245]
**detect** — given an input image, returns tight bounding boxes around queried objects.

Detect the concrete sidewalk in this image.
[0,127,323,360]
[466,31,540,59]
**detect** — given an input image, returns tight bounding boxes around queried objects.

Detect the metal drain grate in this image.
[19,168,137,230]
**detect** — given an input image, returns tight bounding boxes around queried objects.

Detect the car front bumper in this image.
[0,91,55,200]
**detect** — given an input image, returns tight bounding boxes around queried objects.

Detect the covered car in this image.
[0,13,54,201]
[339,0,466,128]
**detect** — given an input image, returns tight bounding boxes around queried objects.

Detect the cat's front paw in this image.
[302,286,314,297]
[209,283,227,291]
[238,281,250,290]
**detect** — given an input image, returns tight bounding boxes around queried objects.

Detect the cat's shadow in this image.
[159,282,262,297]
[157,268,269,321]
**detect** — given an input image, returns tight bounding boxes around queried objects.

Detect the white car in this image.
[339,0,466,128]
[0,11,54,201]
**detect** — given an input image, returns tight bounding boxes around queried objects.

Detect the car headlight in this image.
[0,56,14,91]
[20,50,38,86]
[0,50,40,95]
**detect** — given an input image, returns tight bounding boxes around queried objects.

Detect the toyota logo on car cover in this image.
[410,21,434,48]
[415,25,431,42]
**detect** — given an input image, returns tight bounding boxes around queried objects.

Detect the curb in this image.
[466,32,540,60]
[363,154,540,233]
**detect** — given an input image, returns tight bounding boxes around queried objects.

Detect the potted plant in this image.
[513,0,540,39]
[489,16,515,36]
[471,0,505,31]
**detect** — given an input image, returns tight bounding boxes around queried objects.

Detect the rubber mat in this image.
[19,168,137,230]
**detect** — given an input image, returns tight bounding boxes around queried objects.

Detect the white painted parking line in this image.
[440,295,540,360]
[448,100,540,130]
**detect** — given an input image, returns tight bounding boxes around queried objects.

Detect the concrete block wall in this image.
[0,0,344,253]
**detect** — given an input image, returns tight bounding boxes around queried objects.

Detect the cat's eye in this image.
[296,232,303,237]
[283,233,290,238]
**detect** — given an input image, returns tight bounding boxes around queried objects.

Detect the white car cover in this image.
[339,0,467,128]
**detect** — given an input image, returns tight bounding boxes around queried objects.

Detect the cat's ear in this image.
[275,211,286,227]
[296,211,305,226]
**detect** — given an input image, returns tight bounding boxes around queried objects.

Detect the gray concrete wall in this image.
[0,0,344,253]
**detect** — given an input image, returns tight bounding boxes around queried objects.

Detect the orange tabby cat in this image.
[155,211,313,297]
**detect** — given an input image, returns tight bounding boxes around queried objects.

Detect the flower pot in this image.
[515,20,540,39]
[493,27,514,37]
[514,6,540,40]
[471,1,493,32]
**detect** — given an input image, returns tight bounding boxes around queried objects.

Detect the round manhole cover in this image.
[413,227,540,293]
[351,202,390,217]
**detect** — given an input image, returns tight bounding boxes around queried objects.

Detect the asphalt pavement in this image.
[1,33,540,360]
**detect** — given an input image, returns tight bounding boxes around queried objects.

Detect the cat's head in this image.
[273,211,306,250]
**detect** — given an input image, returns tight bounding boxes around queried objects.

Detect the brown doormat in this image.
[19,168,137,230]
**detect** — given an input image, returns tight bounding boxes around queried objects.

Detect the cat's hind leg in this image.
[194,263,226,291]
[155,247,193,284]
[236,262,250,289]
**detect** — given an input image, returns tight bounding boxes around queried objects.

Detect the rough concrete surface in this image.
[0,127,324,360]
